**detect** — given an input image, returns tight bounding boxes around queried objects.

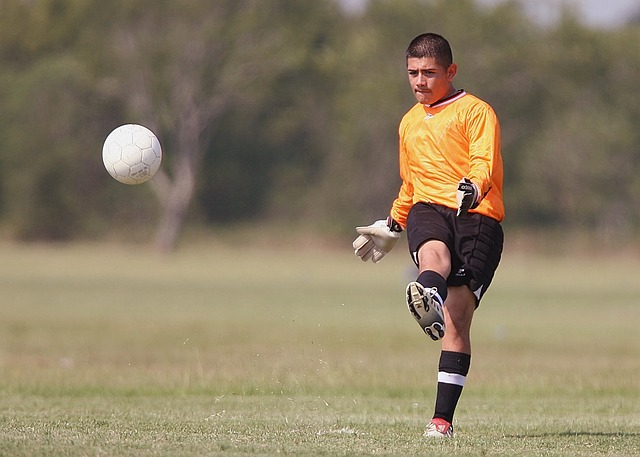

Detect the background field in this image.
[1,240,639,456]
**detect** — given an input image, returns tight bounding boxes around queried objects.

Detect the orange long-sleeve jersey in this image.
[390,90,504,227]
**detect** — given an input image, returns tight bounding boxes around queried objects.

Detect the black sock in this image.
[417,270,447,305]
[433,351,471,423]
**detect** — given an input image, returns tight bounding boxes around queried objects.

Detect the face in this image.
[407,57,457,105]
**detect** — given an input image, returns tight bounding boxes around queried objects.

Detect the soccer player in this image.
[353,33,504,438]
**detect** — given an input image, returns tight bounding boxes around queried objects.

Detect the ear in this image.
[447,63,457,81]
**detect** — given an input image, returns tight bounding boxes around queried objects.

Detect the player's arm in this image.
[457,105,500,216]
[390,135,414,226]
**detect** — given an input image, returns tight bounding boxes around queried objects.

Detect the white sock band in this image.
[438,371,467,387]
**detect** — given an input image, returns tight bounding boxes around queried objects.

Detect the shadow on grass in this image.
[505,431,640,438]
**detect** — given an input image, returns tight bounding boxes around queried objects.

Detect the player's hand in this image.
[353,219,401,263]
[456,178,479,216]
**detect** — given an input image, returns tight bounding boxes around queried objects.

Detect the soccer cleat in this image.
[424,418,454,438]
[406,282,445,341]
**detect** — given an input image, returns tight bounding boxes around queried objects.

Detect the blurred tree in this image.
[88,0,346,251]
[0,0,121,240]
[195,1,347,227]
[1,0,640,247]
[520,18,640,240]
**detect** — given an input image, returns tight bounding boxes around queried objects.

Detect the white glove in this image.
[352,219,401,263]
[456,178,480,216]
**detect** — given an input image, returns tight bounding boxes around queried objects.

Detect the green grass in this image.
[0,241,639,456]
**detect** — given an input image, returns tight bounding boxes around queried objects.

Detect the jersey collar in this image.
[425,89,466,108]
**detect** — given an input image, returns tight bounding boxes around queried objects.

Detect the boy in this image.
[353,33,504,438]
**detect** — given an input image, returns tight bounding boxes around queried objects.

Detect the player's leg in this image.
[415,239,451,278]
[404,204,453,341]
[441,285,475,353]
[425,286,475,438]
[406,240,451,340]
[426,213,504,438]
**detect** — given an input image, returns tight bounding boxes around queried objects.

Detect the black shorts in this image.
[406,202,504,304]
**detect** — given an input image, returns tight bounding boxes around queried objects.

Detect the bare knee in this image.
[417,240,451,278]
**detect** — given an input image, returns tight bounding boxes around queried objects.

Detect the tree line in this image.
[1,0,639,250]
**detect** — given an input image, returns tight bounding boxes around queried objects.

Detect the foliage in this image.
[0,0,639,245]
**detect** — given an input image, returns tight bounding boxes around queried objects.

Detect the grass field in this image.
[1,240,639,456]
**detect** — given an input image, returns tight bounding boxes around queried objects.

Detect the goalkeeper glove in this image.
[352,217,402,263]
[456,178,479,216]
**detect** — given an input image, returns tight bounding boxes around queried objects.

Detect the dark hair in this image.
[405,33,453,68]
